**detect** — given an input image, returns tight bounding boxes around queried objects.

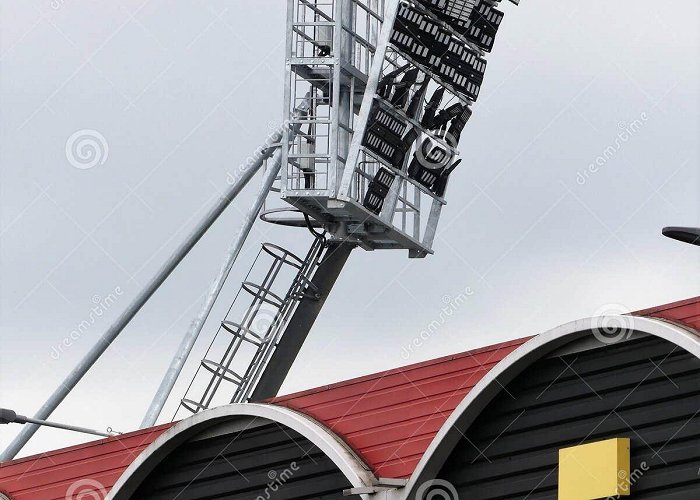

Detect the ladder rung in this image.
[180,398,208,414]
[221,321,269,346]
[201,359,244,384]
[241,282,285,308]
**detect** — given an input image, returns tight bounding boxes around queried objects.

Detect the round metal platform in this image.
[260,208,324,228]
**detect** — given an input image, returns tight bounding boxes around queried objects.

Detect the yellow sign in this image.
[558,438,631,499]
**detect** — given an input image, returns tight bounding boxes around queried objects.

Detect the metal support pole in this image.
[139,95,313,428]
[17,417,114,438]
[0,118,293,463]
[250,242,354,401]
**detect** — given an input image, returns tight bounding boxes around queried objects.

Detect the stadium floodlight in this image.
[447,105,473,142]
[363,167,396,214]
[362,101,408,164]
[662,227,700,246]
[421,87,447,128]
[391,68,421,107]
[429,0,504,53]
[434,159,462,197]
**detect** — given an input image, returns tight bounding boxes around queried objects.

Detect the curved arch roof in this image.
[0,296,698,499]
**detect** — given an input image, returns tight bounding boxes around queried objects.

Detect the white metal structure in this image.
[281,0,516,257]
[108,403,378,500]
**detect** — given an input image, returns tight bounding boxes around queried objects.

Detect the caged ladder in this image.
[177,221,327,416]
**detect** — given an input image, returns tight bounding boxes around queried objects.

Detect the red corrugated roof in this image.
[0,424,172,500]
[633,295,700,332]
[270,337,527,478]
[1,295,699,497]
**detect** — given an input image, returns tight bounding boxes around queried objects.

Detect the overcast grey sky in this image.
[1,0,698,457]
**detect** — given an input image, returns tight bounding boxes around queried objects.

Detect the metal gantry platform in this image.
[281,0,518,257]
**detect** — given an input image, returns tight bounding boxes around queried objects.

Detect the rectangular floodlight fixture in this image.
[464,1,504,52]
[429,0,504,52]
[362,101,407,164]
[363,167,396,214]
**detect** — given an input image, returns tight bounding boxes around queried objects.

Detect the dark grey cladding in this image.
[436,336,700,499]
[132,423,350,499]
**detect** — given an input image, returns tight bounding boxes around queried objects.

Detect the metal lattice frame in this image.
[279,0,517,257]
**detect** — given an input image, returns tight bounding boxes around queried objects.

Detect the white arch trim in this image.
[403,316,700,498]
[108,403,377,499]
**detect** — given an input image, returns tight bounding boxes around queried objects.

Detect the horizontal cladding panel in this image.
[507,337,687,391]
[135,422,351,499]
[144,446,329,489]
[449,461,700,499]
[462,436,699,483]
[457,387,700,459]
[493,353,697,416]
[163,424,296,465]
[438,336,700,499]
[478,376,700,439]
[450,441,699,497]
[143,455,340,499]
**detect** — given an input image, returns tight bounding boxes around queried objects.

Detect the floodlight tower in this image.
[1,0,523,459]
[172,0,522,418]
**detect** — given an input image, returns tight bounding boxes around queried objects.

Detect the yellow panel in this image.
[558,438,631,500]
